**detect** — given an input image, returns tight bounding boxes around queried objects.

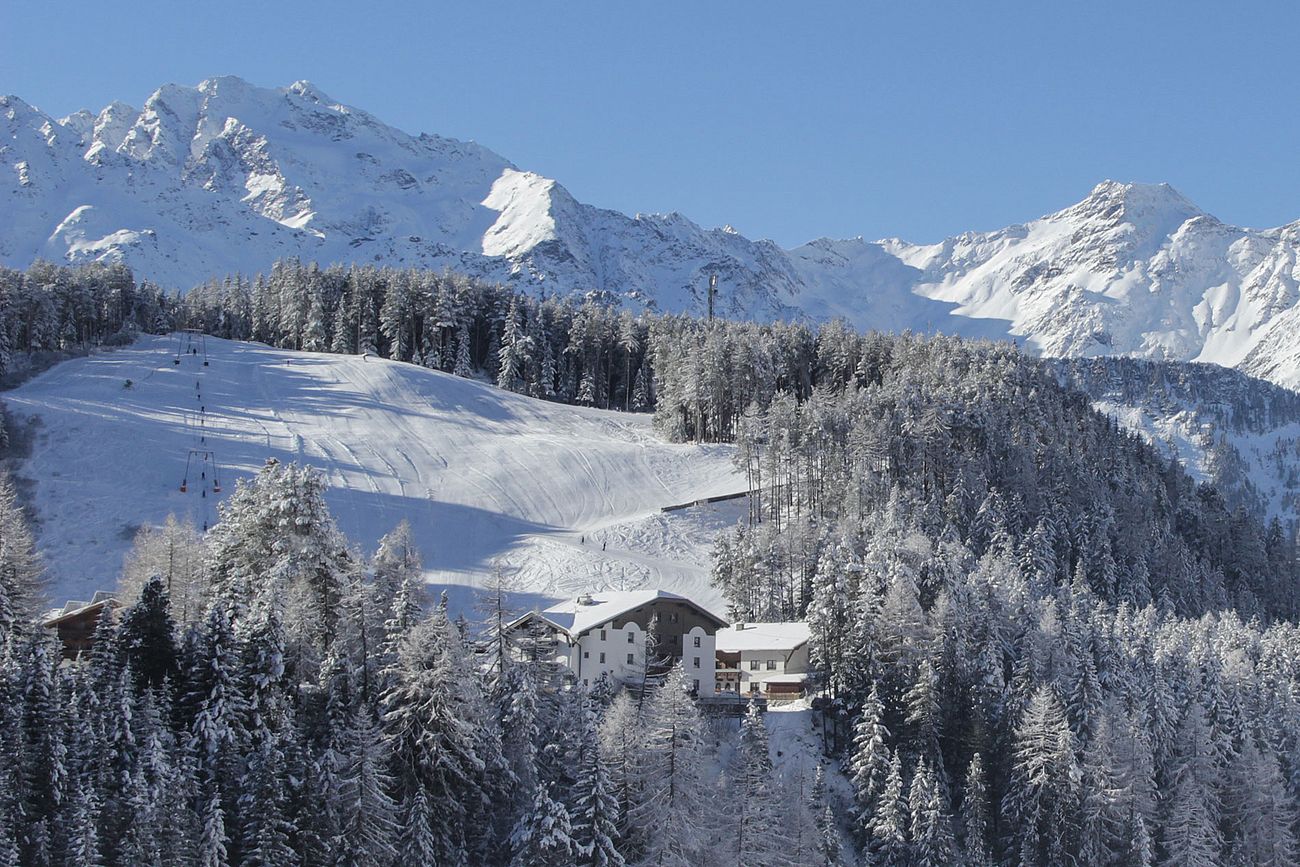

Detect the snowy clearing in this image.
[4,335,743,609]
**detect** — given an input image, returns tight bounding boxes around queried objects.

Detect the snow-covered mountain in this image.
[1056,356,1300,536]
[5,77,1300,386]
[1,76,804,321]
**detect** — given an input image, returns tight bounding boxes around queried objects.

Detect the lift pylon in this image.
[179,449,223,494]
[174,329,210,366]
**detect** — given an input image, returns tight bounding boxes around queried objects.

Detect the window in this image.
[627,653,635,665]
[693,657,700,668]
[627,632,634,643]
[693,636,701,648]
[599,652,606,664]
[767,660,777,670]
[693,679,700,691]
[749,660,760,670]
[600,629,607,641]
[750,683,760,693]
[583,652,589,659]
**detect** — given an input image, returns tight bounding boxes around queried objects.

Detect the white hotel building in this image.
[507,590,729,697]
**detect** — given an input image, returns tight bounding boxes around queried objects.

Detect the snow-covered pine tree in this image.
[1159,698,1223,867]
[332,704,397,866]
[453,320,474,378]
[909,756,958,867]
[570,700,623,867]
[509,784,577,867]
[204,459,353,666]
[868,748,910,867]
[959,751,992,867]
[722,698,782,867]
[497,294,532,394]
[0,468,43,639]
[118,514,207,626]
[381,600,490,864]
[596,690,647,859]
[849,682,891,842]
[116,575,179,691]
[1003,685,1078,867]
[394,786,439,865]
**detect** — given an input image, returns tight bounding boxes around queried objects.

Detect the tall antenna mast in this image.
[707,273,718,322]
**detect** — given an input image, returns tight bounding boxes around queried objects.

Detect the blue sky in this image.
[5,1,1297,246]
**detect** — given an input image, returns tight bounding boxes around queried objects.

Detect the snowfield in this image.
[5,336,744,609]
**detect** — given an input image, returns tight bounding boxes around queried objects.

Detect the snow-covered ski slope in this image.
[5,336,743,609]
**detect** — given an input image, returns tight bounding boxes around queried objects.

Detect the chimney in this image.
[577,593,594,606]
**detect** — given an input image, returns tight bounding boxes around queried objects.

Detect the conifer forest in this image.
[2,260,1299,866]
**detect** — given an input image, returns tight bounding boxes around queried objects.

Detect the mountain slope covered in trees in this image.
[2,259,1300,863]
[666,323,1300,865]
[6,77,1300,386]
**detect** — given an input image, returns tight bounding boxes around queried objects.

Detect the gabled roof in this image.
[715,622,811,653]
[510,590,728,639]
[42,591,119,627]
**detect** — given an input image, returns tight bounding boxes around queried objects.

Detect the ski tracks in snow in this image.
[7,336,744,608]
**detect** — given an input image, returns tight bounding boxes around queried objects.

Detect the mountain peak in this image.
[1064,179,1203,225]
[286,79,334,104]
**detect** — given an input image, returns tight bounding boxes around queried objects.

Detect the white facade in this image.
[560,621,717,697]
[714,622,811,697]
[509,590,724,697]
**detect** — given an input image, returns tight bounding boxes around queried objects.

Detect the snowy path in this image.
[5,336,743,608]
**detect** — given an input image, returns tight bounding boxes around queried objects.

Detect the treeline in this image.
[181,261,655,411]
[0,261,173,377]
[0,463,843,867]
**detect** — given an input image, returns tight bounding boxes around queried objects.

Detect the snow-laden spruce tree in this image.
[116,575,179,691]
[381,598,493,864]
[204,459,353,666]
[959,751,992,867]
[497,294,533,394]
[1003,685,1079,867]
[849,682,891,842]
[909,756,957,867]
[1159,698,1223,867]
[0,468,43,639]
[510,784,577,867]
[332,703,398,865]
[453,320,474,378]
[571,698,624,867]
[597,689,647,858]
[868,748,910,867]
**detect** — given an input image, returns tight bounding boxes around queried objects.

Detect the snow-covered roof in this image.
[715,622,811,653]
[515,590,727,638]
[764,673,810,684]
[42,591,119,626]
